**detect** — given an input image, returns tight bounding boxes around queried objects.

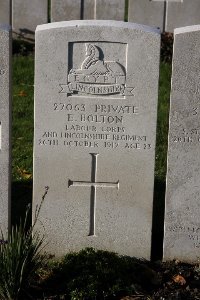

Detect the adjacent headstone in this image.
[83,0,95,20]
[95,0,125,21]
[33,20,160,258]
[128,0,165,31]
[0,25,11,236]
[51,0,125,22]
[166,0,200,32]
[12,0,48,39]
[164,25,200,262]
[51,0,82,22]
[0,0,11,25]
[128,0,200,33]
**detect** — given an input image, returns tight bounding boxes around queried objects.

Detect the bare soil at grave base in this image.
[129,260,200,300]
[30,251,200,300]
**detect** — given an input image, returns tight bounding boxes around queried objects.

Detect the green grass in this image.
[125,0,129,22]
[0,198,47,300]
[156,62,172,181]
[12,56,34,182]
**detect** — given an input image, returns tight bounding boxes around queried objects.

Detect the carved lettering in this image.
[39,139,59,146]
[167,225,200,248]
[64,140,99,148]
[40,97,151,150]
[80,114,123,124]
[54,103,85,112]
[95,105,138,114]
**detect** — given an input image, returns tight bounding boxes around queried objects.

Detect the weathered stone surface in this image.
[166,0,200,32]
[82,0,94,19]
[0,0,10,24]
[128,0,165,31]
[51,0,125,21]
[12,0,48,39]
[51,0,82,22]
[96,0,125,21]
[33,21,160,258]
[164,25,200,262]
[0,25,11,236]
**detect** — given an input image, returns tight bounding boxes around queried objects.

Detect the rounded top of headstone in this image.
[174,25,200,35]
[36,20,160,35]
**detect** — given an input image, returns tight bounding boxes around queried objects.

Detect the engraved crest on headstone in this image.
[60,43,134,97]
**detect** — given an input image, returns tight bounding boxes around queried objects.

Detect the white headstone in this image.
[83,0,95,20]
[95,0,125,21]
[166,0,200,32]
[51,0,82,22]
[51,0,125,22]
[0,0,11,25]
[128,0,165,31]
[33,20,160,258]
[164,25,200,262]
[12,0,48,39]
[0,24,11,236]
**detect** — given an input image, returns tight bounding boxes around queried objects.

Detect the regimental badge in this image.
[60,43,134,97]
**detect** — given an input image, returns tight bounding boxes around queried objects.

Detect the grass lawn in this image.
[12,55,34,181]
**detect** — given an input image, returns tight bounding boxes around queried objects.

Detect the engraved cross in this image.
[68,153,119,236]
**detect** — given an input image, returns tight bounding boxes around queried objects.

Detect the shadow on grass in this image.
[13,39,35,56]
[11,180,32,227]
[38,248,160,300]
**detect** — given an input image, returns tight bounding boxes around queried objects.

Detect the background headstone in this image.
[0,24,11,236]
[12,0,48,39]
[0,0,11,25]
[51,0,82,22]
[166,0,200,32]
[51,0,125,21]
[95,0,125,21]
[33,20,160,258]
[164,25,200,262]
[83,0,95,20]
[128,0,165,31]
